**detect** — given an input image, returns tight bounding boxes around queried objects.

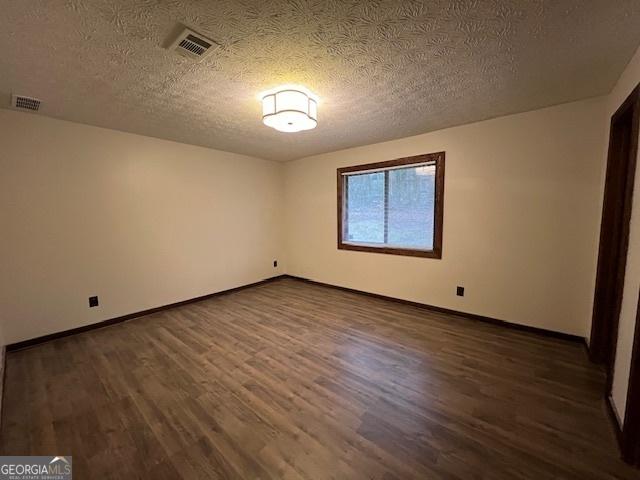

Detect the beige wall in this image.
[610,46,640,420]
[0,109,284,345]
[1,50,636,416]
[284,97,608,337]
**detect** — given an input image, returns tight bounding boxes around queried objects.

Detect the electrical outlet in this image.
[89,296,99,307]
[456,286,464,297]
[273,260,278,268]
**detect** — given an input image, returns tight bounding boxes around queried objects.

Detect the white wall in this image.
[284,97,608,337]
[610,46,640,420]
[0,109,284,345]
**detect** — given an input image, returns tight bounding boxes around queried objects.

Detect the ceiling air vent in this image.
[11,94,41,112]
[168,28,217,60]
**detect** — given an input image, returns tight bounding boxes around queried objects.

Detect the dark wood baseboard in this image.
[6,275,287,352]
[282,275,586,344]
[7,273,586,351]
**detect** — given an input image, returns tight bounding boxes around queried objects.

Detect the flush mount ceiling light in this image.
[260,86,318,133]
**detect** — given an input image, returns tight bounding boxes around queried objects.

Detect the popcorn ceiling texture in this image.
[0,0,639,161]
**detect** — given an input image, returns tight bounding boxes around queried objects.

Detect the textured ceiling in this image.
[1,1,639,161]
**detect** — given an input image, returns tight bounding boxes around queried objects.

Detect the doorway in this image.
[590,83,640,464]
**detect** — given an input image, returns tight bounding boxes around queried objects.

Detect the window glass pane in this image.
[345,172,385,243]
[387,165,435,249]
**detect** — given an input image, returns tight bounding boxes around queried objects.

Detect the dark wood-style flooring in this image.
[1,278,637,479]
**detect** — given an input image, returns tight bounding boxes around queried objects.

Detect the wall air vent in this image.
[11,94,41,112]
[168,28,218,61]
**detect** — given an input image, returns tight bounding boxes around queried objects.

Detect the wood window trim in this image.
[337,152,445,259]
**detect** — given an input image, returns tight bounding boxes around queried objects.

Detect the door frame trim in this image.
[589,84,640,375]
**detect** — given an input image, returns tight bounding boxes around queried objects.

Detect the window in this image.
[337,152,444,258]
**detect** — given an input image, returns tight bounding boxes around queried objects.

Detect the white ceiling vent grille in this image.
[168,28,217,60]
[11,94,41,112]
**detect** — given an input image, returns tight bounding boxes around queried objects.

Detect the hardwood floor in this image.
[1,278,637,479]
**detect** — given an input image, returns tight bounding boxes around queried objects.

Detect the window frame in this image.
[337,152,445,259]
